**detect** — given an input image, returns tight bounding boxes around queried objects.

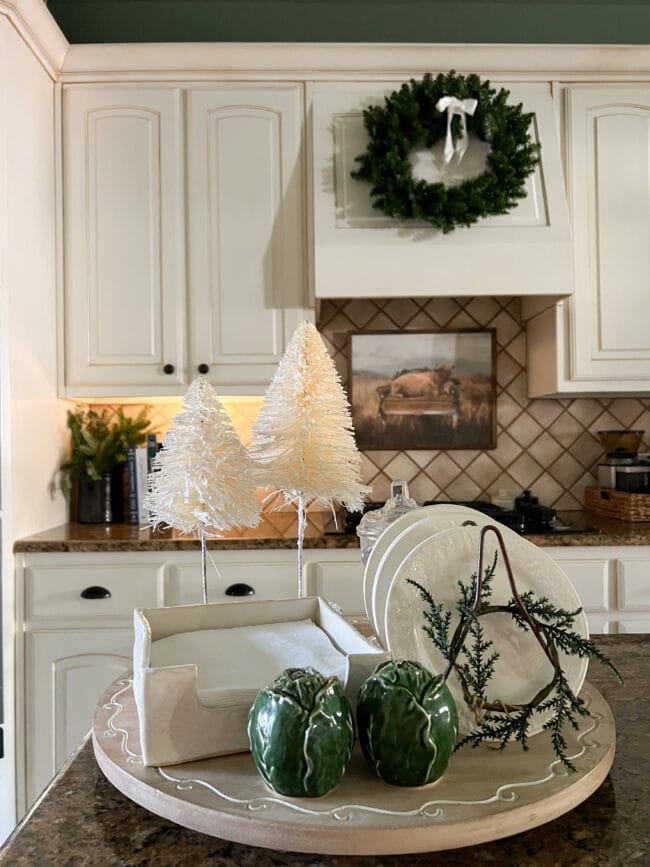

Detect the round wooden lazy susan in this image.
[92,677,615,856]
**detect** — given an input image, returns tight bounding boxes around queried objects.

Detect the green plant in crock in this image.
[357,659,458,787]
[248,667,355,798]
[60,405,152,497]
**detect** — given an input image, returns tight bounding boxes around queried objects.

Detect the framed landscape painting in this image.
[348,329,496,450]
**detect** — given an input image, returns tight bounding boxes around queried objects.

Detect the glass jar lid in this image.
[356,479,418,562]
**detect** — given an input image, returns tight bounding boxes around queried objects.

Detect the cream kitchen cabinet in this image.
[546,550,614,635]
[547,546,650,635]
[160,549,364,613]
[303,552,366,617]
[164,549,305,605]
[185,86,310,393]
[62,85,186,396]
[18,553,167,809]
[526,85,650,396]
[61,83,311,399]
[25,629,132,807]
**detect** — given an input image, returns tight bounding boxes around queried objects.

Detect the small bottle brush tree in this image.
[250,321,370,595]
[144,377,260,603]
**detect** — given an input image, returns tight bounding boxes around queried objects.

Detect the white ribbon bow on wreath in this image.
[435,95,479,164]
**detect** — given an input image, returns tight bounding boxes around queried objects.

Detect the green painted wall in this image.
[47,0,650,45]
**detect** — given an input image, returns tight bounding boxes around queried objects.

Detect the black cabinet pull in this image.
[163,363,175,375]
[225,582,255,597]
[80,585,112,600]
[198,363,209,374]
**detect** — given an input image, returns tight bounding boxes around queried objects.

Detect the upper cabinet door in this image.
[186,85,310,394]
[62,86,186,396]
[568,86,650,384]
[309,82,572,299]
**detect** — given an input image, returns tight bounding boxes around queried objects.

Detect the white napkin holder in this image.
[133,596,389,767]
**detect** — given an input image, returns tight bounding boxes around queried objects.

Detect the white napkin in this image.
[150,619,348,701]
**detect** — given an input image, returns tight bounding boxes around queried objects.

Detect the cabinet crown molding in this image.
[0,0,68,78]
[59,42,650,83]
[3,13,650,84]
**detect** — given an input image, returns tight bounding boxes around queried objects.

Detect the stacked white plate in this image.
[362,506,589,737]
[363,504,505,645]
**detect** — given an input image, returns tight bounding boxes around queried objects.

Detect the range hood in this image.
[309,82,572,299]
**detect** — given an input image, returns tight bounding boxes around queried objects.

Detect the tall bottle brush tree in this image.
[250,321,370,594]
[145,377,260,603]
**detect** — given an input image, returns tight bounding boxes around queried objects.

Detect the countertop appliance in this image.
[595,429,650,493]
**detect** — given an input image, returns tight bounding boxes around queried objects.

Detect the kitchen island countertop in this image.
[0,635,647,866]
[13,511,650,552]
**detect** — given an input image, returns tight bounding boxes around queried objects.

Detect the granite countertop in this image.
[12,520,361,553]
[13,511,650,552]
[1,635,647,866]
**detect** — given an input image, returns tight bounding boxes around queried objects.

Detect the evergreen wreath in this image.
[407,528,621,772]
[351,71,540,234]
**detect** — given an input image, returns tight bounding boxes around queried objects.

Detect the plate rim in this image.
[362,504,486,632]
[371,510,508,648]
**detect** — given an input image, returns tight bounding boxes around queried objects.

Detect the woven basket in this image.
[585,486,650,522]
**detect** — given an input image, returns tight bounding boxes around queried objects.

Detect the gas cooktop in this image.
[344,496,601,536]
[422,499,581,535]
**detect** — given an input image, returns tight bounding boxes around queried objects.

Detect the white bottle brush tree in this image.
[250,321,370,595]
[144,377,260,603]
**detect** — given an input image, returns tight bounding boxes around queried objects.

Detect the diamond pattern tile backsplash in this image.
[93,296,650,512]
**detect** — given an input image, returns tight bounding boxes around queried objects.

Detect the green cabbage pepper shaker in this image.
[357,659,458,787]
[248,667,355,797]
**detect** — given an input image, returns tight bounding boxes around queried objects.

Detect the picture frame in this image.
[347,329,497,451]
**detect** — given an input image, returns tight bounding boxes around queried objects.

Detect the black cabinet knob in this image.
[224,582,255,597]
[198,363,209,374]
[80,585,112,600]
[163,363,175,375]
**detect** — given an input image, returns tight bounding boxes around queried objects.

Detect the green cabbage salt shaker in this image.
[357,659,458,787]
[248,667,355,797]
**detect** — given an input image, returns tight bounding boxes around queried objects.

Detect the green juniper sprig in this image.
[456,617,499,706]
[456,701,538,755]
[408,549,621,772]
[407,578,454,665]
[507,592,623,684]
[537,673,589,773]
[454,551,500,703]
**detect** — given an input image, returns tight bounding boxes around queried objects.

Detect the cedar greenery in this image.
[351,71,540,233]
[407,552,622,772]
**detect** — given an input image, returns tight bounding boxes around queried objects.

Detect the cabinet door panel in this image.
[584,615,613,635]
[568,86,650,383]
[187,85,309,392]
[618,620,650,633]
[303,561,364,616]
[617,558,650,609]
[26,630,131,807]
[63,86,185,395]
[549,558,609,612]
[212,107,281,358]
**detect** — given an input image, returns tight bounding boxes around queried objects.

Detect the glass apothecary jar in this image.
[356,479,418,565]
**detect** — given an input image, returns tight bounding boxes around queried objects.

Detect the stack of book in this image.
[125,433,159,525]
